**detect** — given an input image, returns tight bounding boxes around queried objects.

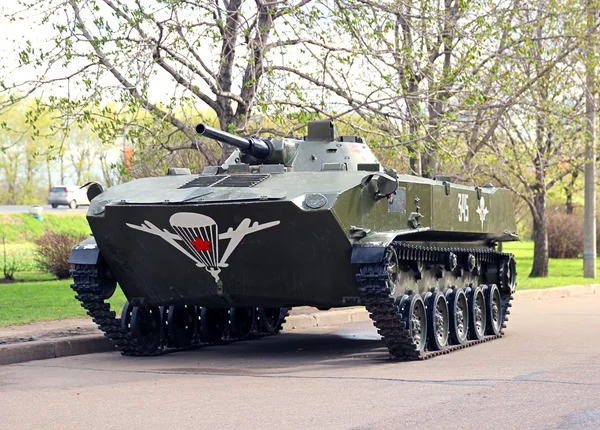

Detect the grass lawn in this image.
[13,272,58,282]
[504,241,600,290]
[0,279,126,326]
[0,213,90,243]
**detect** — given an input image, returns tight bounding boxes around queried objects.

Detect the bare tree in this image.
[1,0,325,166]
[260,0,531,177]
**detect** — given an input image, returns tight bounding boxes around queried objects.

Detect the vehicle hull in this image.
[89,201,358,308]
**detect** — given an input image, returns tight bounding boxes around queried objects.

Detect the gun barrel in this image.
[195,123,271,159]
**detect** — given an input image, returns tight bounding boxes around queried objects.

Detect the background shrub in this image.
[35,231,87,279]
[1,246,41,276]
[546,211,584,258]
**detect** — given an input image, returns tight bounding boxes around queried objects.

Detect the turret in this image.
[195,120,380,172]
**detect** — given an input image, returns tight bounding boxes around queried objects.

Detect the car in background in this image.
[47,185,90,209]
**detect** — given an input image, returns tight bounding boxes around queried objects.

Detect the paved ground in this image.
[0,204,87,213]
[1,295,600,430]
[0,306,344,345]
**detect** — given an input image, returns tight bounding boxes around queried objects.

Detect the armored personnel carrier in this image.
[69,120,517,359]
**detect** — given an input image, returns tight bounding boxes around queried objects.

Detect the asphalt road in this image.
[1,295,600,430]
[0,205,87,213]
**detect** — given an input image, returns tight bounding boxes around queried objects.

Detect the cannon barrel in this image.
[195,123,271,159]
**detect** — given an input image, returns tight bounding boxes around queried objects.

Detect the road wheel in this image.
[468,286,487,340]
[399,294,427,353]
[426,292,449,350]
[69,200,77,209]
[230,307,254,338]
[485,284,502,335]
[448,288,469,345]
[258,307,283,334]
[51,204,58,208]
[130,306,161,354]
[200,308,228,342]
[167,305,196,348]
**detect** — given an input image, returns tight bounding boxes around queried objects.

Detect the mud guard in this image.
[351,245,387,264]
[350,228,430,264]
[67,237,100,265]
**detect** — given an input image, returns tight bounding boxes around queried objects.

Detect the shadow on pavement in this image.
[132,329,399,375]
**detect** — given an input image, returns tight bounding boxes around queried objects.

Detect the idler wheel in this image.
[485,284,502,336]
[385,247,401,297]
[426,292,449,350]
[200,308,228,342]
[468,286,487,340]
[230,307,255,338]
[258,307,283,334]
[130,306,161,354]
[399,294,427,353]
[447,288,469,345]
[502,257,517,293]
[167,305,196,348]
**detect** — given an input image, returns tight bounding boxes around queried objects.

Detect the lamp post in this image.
[583,0,597,278]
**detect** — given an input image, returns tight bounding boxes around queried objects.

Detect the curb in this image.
[282,308,370,331]
[281,284,600,330]
[0,335,114,366]
[513,284,599,300]
[2,284,598,366]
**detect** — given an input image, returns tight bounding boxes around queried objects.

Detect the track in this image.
[71,264,288,356]
[356,242,514,360]
[72,241,514,360]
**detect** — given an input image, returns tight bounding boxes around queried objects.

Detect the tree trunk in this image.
[406,79,422,176]
[566,193,574,215]
[565,170,578,214]
[530,192,549,277]
[46,157,52,191]
[60,153,65,184]
[424,98,442,178]
[583,0,596,277]
[408,146,422,176]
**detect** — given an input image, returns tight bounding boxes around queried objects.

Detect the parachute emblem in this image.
[126,212,280,282]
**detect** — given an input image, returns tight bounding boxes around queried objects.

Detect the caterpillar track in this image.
[356,242,515,360]
[71,263,289,356]
[71,240,515,360]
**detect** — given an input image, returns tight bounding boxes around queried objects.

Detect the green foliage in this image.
[1,234,43,279]
[1,234,16,280]
[0,243,40,276]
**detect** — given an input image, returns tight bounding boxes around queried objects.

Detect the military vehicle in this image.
[69,120,517,360]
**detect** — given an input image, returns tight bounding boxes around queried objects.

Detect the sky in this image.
[0,1,184,101]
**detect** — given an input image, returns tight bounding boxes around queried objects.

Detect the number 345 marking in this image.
[458,193,469,222]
